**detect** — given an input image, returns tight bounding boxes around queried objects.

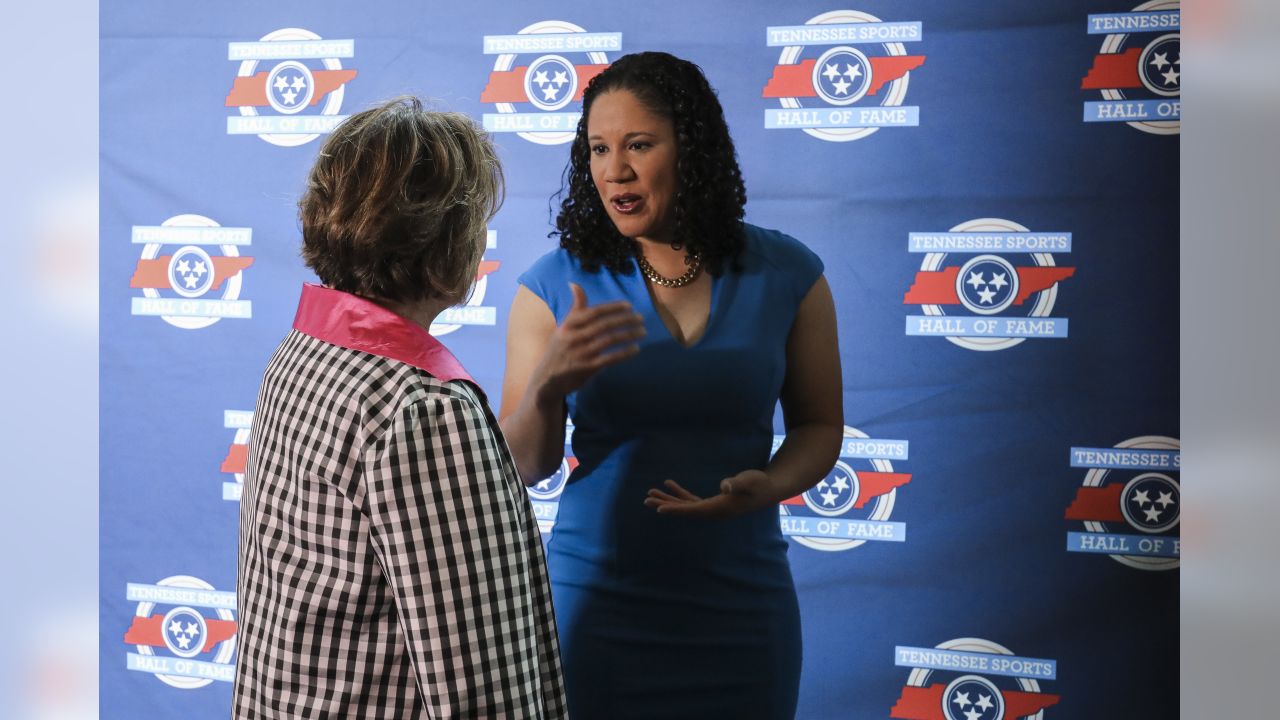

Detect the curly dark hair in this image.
[300,96,503,304]
[554,52,747,275]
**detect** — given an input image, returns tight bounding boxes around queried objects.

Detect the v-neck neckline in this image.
[631,259,722,350]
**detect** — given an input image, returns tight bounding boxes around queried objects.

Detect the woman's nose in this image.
[604,153,634,183]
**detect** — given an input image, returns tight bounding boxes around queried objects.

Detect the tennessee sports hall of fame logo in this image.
[526,421,577,535]
[122,575,237,688]
[129,214,253,329]
[892,639,1061,720]
[904,219,1074,351]
[431,230,501,336]
[1064,436,1180,570]
[777,426,911,551]
[219,409,252,502]
[1080,1,1179,134]
[479,21,620,145]
[762,9,926,141]
[225,28,357,147]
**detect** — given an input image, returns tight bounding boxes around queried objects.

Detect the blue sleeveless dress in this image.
[518,224,823,719]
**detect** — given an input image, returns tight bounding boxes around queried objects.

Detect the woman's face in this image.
[587,89,678,245]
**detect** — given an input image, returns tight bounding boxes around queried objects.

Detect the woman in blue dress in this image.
[499,52,843,719]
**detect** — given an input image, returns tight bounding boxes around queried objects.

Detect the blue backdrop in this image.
[101,1,1179,717]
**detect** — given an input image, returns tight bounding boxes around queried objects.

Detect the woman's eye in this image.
[590,144,607,155]
[629,142,650,151]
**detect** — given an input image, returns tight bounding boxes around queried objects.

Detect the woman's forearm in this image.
[499,374,568,486]
[763,422,844,503]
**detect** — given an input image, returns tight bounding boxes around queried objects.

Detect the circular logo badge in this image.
[956,254,1019,315]
[265,60,316,114]
[943,674,1006,720]
[1138,33,1180,97]
[232,28,350,147]
[1077,435,1180,571]
[1091,0,1180,135]
[161,606,208,659]
[166,246,215,299]
[487,20,612,146]
[769,9,919,142]
[914,218,1067,352]
[779,426,908,552]
[524,54,579,111]
[137,214,249,330]
[1120,472,1180,534]
[811,46,872,106]
[801,460,859,517]
[131,575,236,689]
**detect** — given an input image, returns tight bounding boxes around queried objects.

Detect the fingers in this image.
[644,478,760,518]
[562,285,645,352]
[569,282,587,312]
[664,479,702,502]
[566,319,644,373]
[583,325,646,357]
[645,499,688,515]
[588,307,647,336]
[566,306,645,370]
[571,303,642,331]
[578,310,645,345]
[645,492,724,516]
[645,489,682,504]
[643,487,682,514]
[645,481,701,512]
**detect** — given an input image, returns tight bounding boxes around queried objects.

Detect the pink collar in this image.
[292,283,474,384]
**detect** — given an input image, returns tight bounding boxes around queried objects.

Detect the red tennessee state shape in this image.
[763,56,926,98]
[225,70,358,107]
[1081,48,1143,89]
[903,267,1075,305]
[129,257,255,291]
[891,683,1061,719]
[480,65,609,103]
[1064,484,1125,522]
[124,615,239,653]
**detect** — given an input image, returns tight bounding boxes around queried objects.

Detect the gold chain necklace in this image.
[637,251,703,288]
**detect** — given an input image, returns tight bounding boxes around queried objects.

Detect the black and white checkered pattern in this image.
[233,330,566,718]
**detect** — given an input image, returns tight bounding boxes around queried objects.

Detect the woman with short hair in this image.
[233,97,566,719]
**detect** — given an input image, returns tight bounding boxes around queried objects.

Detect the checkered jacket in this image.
[233,286,566,719]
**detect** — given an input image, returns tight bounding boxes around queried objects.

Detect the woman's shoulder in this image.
[517,245,598,318]
[740,223,824,279]
[518,246,581,297]
[520,245,580,283]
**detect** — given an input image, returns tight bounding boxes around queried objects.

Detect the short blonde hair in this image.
[300,96,503,303]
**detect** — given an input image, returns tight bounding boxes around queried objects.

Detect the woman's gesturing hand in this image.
[535,283,646,398]
[643,470,779,518]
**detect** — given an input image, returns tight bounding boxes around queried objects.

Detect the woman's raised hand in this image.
[535,283,646,397]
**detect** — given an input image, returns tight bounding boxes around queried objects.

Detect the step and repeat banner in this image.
[101,1,1178,717]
